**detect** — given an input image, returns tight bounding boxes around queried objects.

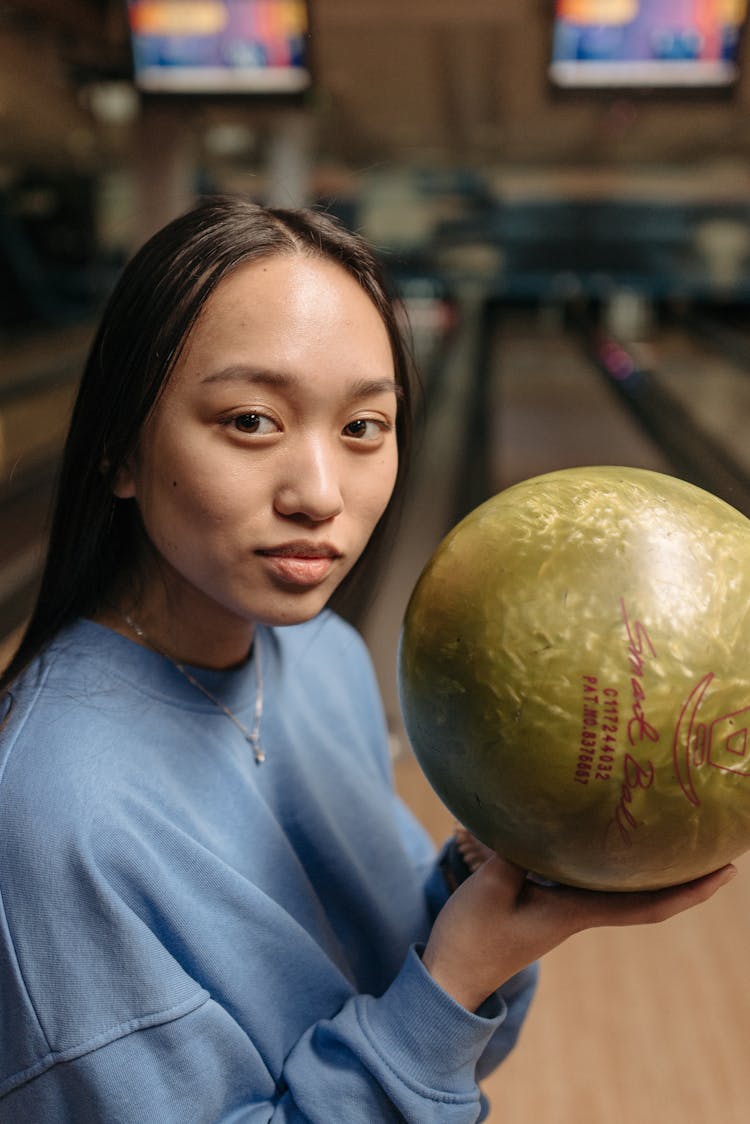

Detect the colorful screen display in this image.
[127,0,311,94]
[549,0,747,89]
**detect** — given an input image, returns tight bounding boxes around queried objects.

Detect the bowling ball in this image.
[398,466,750,891]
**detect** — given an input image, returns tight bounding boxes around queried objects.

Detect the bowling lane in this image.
[636,323,750,479]
[489,308,674,491]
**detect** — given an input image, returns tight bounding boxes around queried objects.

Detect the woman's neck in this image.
[95,595,255,671]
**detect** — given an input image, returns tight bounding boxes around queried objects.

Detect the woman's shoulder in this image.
[0,621,173,840]
[2,619,155,746]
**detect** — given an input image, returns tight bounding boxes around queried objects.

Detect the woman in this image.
[0,197,735,1121]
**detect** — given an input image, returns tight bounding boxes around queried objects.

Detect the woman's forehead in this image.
[179,255,393,366]
[202,252,379,322]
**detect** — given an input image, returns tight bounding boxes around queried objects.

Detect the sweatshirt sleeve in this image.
[390,798,539,1086]
[280,946,515,1122]
[0,791,536,1123]
[1,948,533,1123]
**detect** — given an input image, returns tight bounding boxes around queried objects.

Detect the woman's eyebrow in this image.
[199,366,403,399]
[199,366,294,387]
[349,377,404,402]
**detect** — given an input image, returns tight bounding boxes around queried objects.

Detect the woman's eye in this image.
[343,418,385,441]
[231,413,278,435]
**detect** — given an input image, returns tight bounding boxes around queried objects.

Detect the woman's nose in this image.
[274,438,344,522]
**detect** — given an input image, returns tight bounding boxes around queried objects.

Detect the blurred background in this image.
[1,2,749,1121]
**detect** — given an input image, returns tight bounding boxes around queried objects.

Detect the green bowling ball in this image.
[398,466,750,891]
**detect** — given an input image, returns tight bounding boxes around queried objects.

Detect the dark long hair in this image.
[1,196,415,689]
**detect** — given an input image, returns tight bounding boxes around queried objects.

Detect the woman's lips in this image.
[257,543,341,587]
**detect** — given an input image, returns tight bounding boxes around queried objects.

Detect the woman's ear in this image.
[111,456,137,500]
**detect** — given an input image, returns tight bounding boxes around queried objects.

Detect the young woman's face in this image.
[114,253,400,662]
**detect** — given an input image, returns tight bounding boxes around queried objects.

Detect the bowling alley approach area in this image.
[4,3,750,1122]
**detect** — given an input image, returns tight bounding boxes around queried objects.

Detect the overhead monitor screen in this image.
[549,0,747,90]
[126,0,311,95]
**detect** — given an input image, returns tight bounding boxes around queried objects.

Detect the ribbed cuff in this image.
[357,945,507,1097]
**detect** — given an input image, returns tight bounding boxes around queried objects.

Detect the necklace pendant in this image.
[122,614,267,764]
[246,734,265,765]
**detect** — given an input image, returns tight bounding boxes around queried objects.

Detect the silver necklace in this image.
[122,614,266,765]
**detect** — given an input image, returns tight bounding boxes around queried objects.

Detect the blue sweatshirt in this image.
[0,614,536,1121]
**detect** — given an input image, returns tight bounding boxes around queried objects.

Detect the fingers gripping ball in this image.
[398,466,750,891]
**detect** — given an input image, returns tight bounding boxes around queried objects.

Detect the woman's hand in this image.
[423,850,737,1013]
